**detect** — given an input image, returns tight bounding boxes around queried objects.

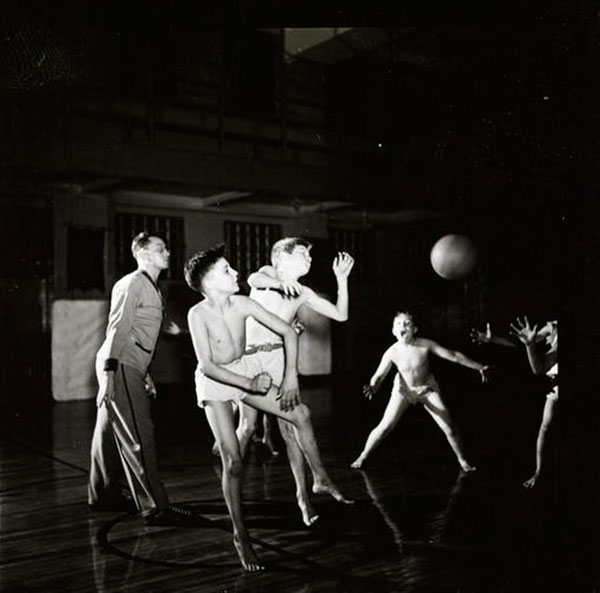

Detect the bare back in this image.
[246,288,306,345]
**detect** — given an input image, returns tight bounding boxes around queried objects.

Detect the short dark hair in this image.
[131,232,155,258]
[394,310,414,322]
[184,244,226,293]
[271,237,312,264]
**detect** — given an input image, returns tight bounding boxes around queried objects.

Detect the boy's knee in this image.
[238,419,257,440]
[441,424,456,438]
[291,404,311,426]
[278,419,295,439]
[223,452,243,476]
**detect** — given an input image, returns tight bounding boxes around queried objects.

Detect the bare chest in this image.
[392,344,429,373]
[204,309,248,357]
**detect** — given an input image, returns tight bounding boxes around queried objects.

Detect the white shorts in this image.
[393,373,440,405]
[195,353,262,408]
[249,344,284,386]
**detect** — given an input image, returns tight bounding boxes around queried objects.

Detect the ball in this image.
[430,234,478,280]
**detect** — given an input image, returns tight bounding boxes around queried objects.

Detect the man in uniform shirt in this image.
[88,232,193,525]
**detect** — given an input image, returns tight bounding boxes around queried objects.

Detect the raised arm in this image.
[510,316,554,375]
[470,322,517,348]
[302,252,354,321]
[244,298,301,411]
[426,339,491,383]
[363,347,395,399]
[187,308,266,393]
[247,265,302,297]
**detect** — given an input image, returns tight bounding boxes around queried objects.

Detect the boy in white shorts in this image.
[237,238,355,526]
[185,244,349,571]
[510,317,558,488]
[351,311,491,471]
[472,317,558,488]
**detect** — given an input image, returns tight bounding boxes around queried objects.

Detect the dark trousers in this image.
[88,364,169,515]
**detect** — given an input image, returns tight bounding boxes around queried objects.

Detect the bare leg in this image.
[524,395,557,489]
[262,413,280,456]
[243,388,353,504]
[236,403,259,458]
[204,401,264,572]
[277,417,319,525]
[351,389,411,469]
[212,401,240,456]
[422,392,475,472]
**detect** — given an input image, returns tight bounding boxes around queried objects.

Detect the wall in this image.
[50,190,335,396]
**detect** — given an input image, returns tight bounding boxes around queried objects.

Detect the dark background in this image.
[0,0,597,563]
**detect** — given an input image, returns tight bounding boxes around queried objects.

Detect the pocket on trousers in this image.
[135,341,152,354]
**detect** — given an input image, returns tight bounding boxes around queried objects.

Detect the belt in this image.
[245,343,284,355]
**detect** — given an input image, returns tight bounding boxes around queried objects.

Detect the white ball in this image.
[430,234,478,280]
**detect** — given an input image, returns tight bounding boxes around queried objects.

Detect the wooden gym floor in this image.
[0,372,597,593]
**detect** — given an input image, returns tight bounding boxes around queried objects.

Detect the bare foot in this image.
[460,461,477,473]
[312,481,354,504]
[523,473,539,489]
[350,457,365,469]
[297,497,320,526]
[233,533,265,573]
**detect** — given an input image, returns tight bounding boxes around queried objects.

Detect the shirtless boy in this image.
[184,244,348,571]
[237,238,354,525]
[510,317,558,488]
[472,317,558,488]
[351,311,492,471]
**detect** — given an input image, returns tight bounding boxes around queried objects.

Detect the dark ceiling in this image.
[0,1,595,218]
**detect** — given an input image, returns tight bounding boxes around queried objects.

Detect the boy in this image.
[351,311,491,471]
[184,244,349,571]
[510,317,558,488]
[238,238,355,526]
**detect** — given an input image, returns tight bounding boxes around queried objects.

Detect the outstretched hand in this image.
[333,252,355,280]
[362,384,375,400]
[510,316,538,345]
[470,322,492,345]
[479,365,494,383]
[249,372,272,394]
[163,320,183,335]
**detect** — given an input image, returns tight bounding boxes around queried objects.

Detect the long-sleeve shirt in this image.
[97,270,164,374]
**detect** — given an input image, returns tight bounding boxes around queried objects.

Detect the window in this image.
[115,213,184,281]
[330,227,373,282]
[224,220,282,284]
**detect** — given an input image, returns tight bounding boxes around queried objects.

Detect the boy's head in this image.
[270,237,312,277]
[131,232,170,270]
[539,319,558,348]
[184,244,238,295]
[392,311,417,342]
